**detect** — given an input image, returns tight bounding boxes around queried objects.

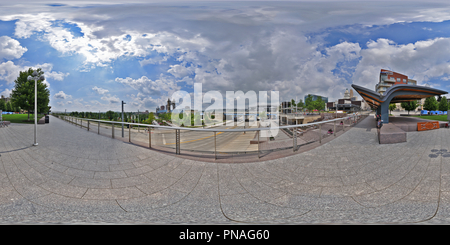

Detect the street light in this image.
[122,100,126,137]
[27,71,45,146]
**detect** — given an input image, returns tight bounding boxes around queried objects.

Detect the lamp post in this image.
[122,100,126,137]
[27,71,45,146]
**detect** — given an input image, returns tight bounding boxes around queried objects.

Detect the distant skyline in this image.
[1,1,450,112]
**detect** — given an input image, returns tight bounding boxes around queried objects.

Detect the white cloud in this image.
[115,74,180,97]
[54,91,72,100]
[353,37,450,88]
[92,86,109,95]
[139,55,168,66]
[0,88,12,98]
[0,61,68,85]
[0,36,27,60]
[0,11,210,70]
[0,61,23,84]
[167,63,194,78]
[101,94,120,104]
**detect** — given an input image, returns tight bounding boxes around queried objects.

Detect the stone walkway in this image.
[1,115,450,224]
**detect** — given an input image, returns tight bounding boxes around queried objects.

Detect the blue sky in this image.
[1,0,450,113]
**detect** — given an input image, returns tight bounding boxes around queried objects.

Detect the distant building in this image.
[327,88,368,112]
[281,101,292,114]
[155,99,176,116]
[304,94,328,104]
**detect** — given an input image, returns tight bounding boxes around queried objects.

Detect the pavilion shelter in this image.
[351,84,447,124]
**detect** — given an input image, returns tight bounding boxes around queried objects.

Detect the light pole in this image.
[122,100,126,137]
[27,71,45,146]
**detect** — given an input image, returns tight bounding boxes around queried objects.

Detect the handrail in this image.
[58,115,363,132]
[56,111,370,160]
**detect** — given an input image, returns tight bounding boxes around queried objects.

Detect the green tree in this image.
[296,99,304,109]
[423,96,438,111]
[438,96,448,111]
[0,99,5,111]
[401,100,418,114]
[147,112,155,124]
[10,68,50,121]
[389,103,397,114]
[6,101,12,112]
[314,96,325,111]
[105,110,115,120]
[305,95,315,112]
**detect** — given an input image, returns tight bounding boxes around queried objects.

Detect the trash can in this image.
[45,115,49,123]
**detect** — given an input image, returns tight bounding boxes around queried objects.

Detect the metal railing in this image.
[56,111,369,160]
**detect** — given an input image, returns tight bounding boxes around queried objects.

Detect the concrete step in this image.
[379,123,406,144]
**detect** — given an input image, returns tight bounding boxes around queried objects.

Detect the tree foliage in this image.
[105,110,115,120]
[423,96,438,111]
[389,103,397,113]
[304,95,325,112]
[305,95,315,112]
[0,99,5,111]
[438,96,448,111]
[6,101,12,112]
[401,100,418,114]
[147,112,156,124]
[10,68,50,120]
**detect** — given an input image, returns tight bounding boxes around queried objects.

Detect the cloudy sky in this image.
[1,0,450,112]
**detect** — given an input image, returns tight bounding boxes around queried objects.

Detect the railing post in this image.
[175,129,180,155]
[214,131,217,160]
[87,120,89,131]
[334,120,336,137]
[293,127,297,152]
[129,123,131,142]
[112,123,114,138]
[149,127,151,148]
[258,130,260,158]
[98,121,100,134]
[319,123,322,143]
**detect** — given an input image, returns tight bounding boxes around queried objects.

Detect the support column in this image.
[380,102,390,124]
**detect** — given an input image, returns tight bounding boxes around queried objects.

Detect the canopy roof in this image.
[351,84,448,110]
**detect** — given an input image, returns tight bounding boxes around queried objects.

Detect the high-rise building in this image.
[376,69,417,95]
[376,69,418,111]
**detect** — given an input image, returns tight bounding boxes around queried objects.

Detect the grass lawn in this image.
[411,115,449,121]
[2,114,45,124]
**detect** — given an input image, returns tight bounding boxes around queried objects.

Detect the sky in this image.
[1,0,450,113]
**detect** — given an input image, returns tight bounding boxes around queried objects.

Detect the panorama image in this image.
[1,0,450,228]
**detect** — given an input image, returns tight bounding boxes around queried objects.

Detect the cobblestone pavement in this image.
[1,115,450,224]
